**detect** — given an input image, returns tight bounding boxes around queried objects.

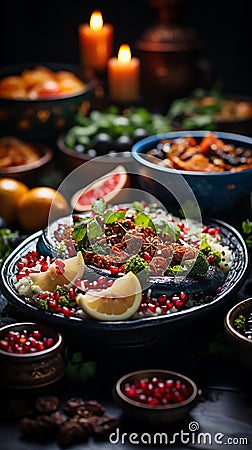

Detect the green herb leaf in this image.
[135,213,156,231]
[92,198,106,215]
[88,218,104,240]
[105,210,126,224]
[72,219,89,244]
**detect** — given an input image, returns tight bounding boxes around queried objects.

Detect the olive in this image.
[115,135,133,152]
[132,128,149,143]
[92,133,114,155]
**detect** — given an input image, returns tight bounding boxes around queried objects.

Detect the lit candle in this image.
[108,44,140,104]
[78,10,114,74]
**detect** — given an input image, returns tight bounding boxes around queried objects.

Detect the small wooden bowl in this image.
[113,369,199,425]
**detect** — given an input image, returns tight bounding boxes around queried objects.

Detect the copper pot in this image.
[135,0,212,112]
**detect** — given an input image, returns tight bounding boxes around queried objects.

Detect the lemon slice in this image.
[29,251,85,292]
[76,271,142,321]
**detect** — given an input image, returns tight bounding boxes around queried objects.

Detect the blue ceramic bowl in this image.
[131,130,252,215]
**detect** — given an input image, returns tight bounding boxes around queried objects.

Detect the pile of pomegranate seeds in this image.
[122,375,190,406]
[0,328,55,354]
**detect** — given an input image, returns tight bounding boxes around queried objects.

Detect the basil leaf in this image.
[88,218,103,240]
[72,218,89,243]
[135,213,156,231]
[92,198,106,215]
[105,210,126,224]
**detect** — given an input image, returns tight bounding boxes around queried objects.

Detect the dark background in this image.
[0,0,251,96]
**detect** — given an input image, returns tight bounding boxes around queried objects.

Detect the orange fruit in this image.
[0,178,29,225]
[17,186,69,233]
[29,251,85,292]
[76,271,142,321]
[71,165,129,212]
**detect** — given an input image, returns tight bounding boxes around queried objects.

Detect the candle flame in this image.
[118,44,131,63]
[90,10,103,31]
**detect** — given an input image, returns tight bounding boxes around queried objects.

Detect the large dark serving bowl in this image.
[0,63,95,138]
[131,130,252,216]
[0,215,249,348]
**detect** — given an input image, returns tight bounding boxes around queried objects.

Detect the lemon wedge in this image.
[29,251,85,292]
[76,271,142,321]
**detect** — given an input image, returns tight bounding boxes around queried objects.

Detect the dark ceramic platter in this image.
[0,217,249,347]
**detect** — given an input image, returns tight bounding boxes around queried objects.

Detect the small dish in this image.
[0,139,53,185]
[0,322,65,388]
[224,297,252,371]
[0,63,95,139]
[113,369,199,425]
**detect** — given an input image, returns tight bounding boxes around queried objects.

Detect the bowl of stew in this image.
[131,130,252,215]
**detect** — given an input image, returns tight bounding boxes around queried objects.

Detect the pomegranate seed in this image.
[107,280,114,287]
[175,301,184,309]
[55,291,61,301]
[68,288,76,299]
[109,265,119,275]
[171,296,180,304]
[139,302,148,312]
[179,292,187,301]
[16,273,26,280]
[16,347,24,354]
[160,305,168,313]
[41,264,48,272]
[32,330,42,340]
[207,255,215,263]
[75,279,82,287]
[48,300,57,310]
[39,293,48,300]
[98,276,106,286]
[207,227,217,235]
[62,307,72,317]
[17,262,25,270]
[56,268,64,275]
[92,281,99,289]
[119,265,125,273]
[158,295,167,305]
[36,342,45,351]
[27,260,35,268]
[147,397,159,406]
[148,304,156,313]
[46,338,54,347]
[143,252,152,262]
[203,226,209,233]
[166,301,173,310]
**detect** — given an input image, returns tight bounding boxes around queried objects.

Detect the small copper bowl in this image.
[113,369,199,425]
[224,297,252,371]
[0,322,65,389]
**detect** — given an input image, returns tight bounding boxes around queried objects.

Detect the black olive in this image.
[132,128,149,143]
[115,135,133,151]
[92,133,114,155]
